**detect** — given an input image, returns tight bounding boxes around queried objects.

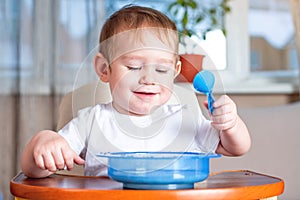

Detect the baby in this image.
[21,5,251,178]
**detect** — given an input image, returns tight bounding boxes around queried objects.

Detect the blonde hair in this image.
[99,5,179,63]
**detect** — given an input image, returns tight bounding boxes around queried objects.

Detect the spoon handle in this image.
[207,92,215,114]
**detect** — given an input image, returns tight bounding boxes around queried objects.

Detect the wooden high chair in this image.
[11,81,284,199]
[11,170,284,200]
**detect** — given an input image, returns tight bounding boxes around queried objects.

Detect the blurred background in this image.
[1,0,299,199]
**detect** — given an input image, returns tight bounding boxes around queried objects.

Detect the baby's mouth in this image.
[134,91,157,95]
[133,91,158,99]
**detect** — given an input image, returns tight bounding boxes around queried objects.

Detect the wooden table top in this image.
[10,170,284,200]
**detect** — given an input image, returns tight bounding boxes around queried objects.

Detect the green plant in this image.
[167,0,231,44]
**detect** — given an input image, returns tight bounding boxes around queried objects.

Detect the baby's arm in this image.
[210,95,251,156]
[21,130,85,178]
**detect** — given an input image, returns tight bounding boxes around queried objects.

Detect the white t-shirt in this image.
[58,103,220,176]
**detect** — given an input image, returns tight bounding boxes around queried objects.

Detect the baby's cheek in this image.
[160,88,173,104]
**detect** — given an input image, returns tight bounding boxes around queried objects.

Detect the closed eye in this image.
[156,65,172,73]
[127,66,142,71]
[156,69,169,73]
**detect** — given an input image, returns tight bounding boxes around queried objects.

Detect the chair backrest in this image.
[57,81,200,130]
[57,80,111,130]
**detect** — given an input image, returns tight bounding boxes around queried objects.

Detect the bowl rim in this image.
[97,151,221,159]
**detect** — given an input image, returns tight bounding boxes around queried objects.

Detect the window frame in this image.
[214,0,299,94]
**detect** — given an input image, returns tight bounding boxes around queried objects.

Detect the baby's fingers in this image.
[211,114,237,131]
[43,152,58,172]
[213,95,231,107]
[52,149,67,170]
[74,155,85,166]
[33,149,57,172]
[62,147,85,170]
[213,95,236,115]
[34,154,46,170]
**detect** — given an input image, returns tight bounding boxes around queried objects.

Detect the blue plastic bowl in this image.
[97,152,220,190]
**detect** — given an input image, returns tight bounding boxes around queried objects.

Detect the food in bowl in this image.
[97,151,221,189]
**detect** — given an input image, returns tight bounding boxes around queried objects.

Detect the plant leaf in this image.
[182,10,188,27]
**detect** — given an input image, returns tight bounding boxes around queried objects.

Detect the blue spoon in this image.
[193,70,215,114]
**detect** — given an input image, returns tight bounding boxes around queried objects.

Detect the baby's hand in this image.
[31,130,85,172]
[210,95,238,131]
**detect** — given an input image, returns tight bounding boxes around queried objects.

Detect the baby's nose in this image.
[139,67,157,85]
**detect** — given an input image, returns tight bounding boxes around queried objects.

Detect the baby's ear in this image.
[94,53,109,82]
[174,60,182,78]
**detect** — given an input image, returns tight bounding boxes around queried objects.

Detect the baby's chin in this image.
[128,104,162,116]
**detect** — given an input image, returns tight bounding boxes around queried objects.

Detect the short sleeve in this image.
[57,106,95,155]
[194,115,220,153]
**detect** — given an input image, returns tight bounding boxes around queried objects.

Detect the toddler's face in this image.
[108,49,180,116]
[97,27,180,116]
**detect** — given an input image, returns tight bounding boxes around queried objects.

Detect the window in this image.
[216,0,299,94]
[2,0,296,95]
[249,0,299,73]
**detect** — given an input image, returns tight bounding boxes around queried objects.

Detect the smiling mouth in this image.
[133,91,158,99]
[134,91,157,95]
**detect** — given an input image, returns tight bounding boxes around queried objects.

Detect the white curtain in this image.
[0,0,104,199]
